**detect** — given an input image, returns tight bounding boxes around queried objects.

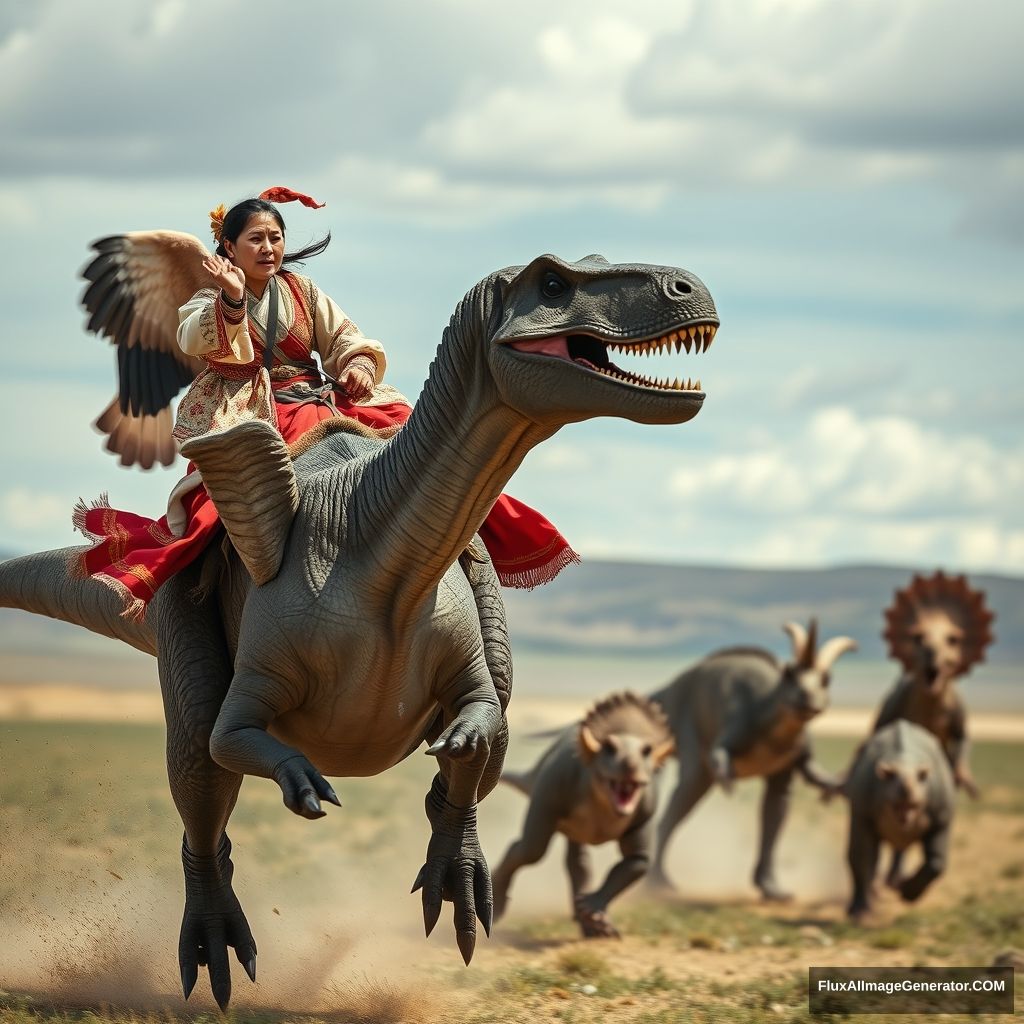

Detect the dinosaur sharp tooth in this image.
[672,377,681,390]
[683,336,693,353]
[696,378,702,391]
[667,331,678,345]
[674,338,683,354]
[688,325,697,340]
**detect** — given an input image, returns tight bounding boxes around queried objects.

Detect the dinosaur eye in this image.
[601,740,616,756]
[947,634,961,645]
[641,744,653,757]
[541,272,568,299]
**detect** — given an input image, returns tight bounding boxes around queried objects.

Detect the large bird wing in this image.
[80,230,215,469]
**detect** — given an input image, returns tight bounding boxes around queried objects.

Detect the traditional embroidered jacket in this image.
[172,270,391,443]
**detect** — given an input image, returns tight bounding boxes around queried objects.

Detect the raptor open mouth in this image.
[607,778,642,814]
[507,322,717,393]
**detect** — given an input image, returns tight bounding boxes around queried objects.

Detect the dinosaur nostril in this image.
[667,279,692,297]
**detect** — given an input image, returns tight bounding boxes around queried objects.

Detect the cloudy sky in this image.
[1,0,1021,572]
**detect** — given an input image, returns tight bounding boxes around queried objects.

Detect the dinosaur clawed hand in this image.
[412,823,492,965]
[425,717,492,764]
[272,753,342,819]
[709,747,734,793]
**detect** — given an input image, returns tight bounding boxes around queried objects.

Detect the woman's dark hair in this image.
[215,198,330,264]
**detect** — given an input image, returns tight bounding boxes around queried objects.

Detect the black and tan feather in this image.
[80,231,216,468]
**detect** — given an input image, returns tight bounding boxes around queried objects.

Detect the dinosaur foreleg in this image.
[208,672,341,819]
[884,847,906,890]
[753,765,796,902]
[649,752,710,891]
[575,821,652,939]
[899,826,949,903]
[847,815,881,921]
[155,568,257,1011]
[565,840,593,916]
[416,670,504,965]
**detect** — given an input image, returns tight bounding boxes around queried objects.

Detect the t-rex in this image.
[647,620,856,900]
[843,720,955,920]
[0,254,719,1009]
[492,692,674,938]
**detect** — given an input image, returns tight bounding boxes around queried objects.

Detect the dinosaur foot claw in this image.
[273,754,341,819]
[179,839,258,1010]
[414,831,492,960]
[576,908,621,939]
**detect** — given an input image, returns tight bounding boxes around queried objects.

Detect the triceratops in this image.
[873,571,995,798]
[0,254,718,1008]
[492,692,674,938]
[648,620,856,900]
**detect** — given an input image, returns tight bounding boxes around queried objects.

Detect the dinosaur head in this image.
[876,758,931,830]
[779,619,858,720]
[576,692,675,818]
[486,254,718,428]
[883,572,995,695]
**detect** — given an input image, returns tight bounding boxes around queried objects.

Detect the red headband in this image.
[258,186,325,209]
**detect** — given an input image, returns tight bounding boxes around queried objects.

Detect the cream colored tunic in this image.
[172,270,390,443]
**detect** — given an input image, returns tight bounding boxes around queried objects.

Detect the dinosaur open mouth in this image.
[507,322,717,393]
[607,778,642,814]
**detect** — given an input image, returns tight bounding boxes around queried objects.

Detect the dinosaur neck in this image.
[356,285,556,603]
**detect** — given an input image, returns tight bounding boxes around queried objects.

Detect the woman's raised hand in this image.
[202,254,246,303]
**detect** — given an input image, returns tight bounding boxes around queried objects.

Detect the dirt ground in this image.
[0,689,1021,1023]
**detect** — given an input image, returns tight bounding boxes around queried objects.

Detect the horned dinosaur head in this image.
[577,691,675,818]
[778,619,858,720]
[483,254,719,428]
[883,572,995,692]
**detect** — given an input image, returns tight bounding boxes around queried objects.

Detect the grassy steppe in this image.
[0,721,1021,1023]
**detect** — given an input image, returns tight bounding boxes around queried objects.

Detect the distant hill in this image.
[1,558,1020,689]
[501,560,1023,663]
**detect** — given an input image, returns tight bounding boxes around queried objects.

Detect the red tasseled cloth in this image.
[74,397,577,619]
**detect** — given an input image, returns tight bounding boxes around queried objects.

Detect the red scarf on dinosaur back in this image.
[74,392,578,621]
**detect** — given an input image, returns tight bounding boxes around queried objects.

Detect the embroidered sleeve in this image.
[313,288,387,384]
[177,288,255,364]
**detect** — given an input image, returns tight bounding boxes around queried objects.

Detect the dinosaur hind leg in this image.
[753,766,797,902]
[649,750,710,891]
[155,563,256,1011]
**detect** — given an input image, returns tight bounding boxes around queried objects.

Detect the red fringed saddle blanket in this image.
[73,401,578,619]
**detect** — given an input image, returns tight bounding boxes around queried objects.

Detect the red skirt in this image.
[74,397,578,619]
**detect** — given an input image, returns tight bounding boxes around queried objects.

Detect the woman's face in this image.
[224,211,285,287]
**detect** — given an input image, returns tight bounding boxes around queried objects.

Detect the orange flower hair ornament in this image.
[209,187,325,243]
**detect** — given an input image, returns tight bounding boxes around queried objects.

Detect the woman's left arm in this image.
[312,286,387,399]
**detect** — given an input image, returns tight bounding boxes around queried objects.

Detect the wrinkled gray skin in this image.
[648,621,856,900]
[0,254,718,1009]
[844,720,955,920]
[493,694,673,938]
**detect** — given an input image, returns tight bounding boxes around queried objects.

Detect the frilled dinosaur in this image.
[858,571,994,893]
[0,254,719,1009]
[873,571,995,797]
[844,720,955,920]
[647,620,856,900]
[493,692,674,938]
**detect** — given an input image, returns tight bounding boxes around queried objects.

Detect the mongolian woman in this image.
[75,188,578,618]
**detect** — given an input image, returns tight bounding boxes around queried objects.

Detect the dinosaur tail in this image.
[499,770,533,796]
[0,547,157,656]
